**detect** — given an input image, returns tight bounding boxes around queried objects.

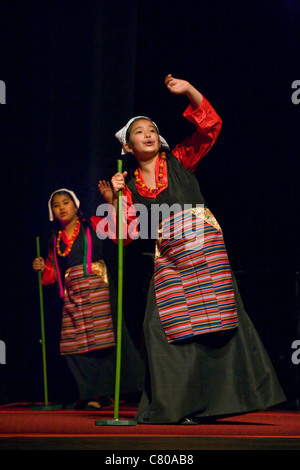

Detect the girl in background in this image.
[33,188,144,410]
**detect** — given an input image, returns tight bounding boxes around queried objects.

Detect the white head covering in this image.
[48,188,80,222]
[115,115,169,155]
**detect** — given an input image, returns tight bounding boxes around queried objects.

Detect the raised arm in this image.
[164,74,203,108]
[164,74,222,171]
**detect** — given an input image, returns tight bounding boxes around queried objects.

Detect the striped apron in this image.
[154,207,238,343]
[60,261,115,355]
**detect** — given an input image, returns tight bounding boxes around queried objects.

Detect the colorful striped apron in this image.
[60,261,115,355]
[154,207,238,343]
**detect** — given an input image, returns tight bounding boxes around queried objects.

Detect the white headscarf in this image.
[48,188,80,222]
[115,115,169,155]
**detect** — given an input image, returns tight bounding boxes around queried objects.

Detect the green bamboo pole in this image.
[113,159,124,420]
[36,236,49,406]
[32,238,61,410]
[95,159,136,425]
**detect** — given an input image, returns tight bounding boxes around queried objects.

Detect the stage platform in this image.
[0,403,300,450]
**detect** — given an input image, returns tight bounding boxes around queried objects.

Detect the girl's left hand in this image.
[98,180,113,204]
[164,74,190,95]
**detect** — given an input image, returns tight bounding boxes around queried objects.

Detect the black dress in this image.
[126,153,285,424]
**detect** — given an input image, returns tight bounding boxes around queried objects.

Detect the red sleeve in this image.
[172,96,222,172]
[41,250,56,285]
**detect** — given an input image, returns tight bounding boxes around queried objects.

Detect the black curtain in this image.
[1,0,299,404]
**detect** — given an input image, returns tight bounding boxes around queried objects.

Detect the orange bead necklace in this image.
[134,152,166,193]
[56,219,80,257]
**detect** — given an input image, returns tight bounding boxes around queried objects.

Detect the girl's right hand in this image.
[33,257,45,272]
[111,171,127,195]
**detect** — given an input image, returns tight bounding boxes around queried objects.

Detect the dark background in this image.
[0,0,299,406]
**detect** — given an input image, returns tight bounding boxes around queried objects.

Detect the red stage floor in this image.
[0,403,300,450]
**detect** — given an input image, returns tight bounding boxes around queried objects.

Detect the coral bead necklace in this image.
[56,219,80,257]
[134,152,166,193]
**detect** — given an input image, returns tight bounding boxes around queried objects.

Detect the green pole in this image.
[95,160,136,425]
[113,159,124,420]
[36,236,49,406]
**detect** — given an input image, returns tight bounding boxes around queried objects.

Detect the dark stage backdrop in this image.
[0,0,299,405]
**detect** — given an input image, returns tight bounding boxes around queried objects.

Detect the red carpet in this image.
[0,403,299,438]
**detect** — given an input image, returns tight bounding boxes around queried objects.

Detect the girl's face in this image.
[124,119,161,160]
[51,193,78,226]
